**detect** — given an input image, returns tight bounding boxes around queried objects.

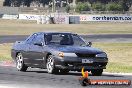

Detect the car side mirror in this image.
[34,42,44,46]
[87,42,92,47]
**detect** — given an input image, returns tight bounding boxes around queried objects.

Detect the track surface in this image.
[0,34,132,43]
[0,66,131,88]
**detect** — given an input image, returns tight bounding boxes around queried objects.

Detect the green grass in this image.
[93,43,132,73]
[0,43,132,73]
[106,62,132,73]
[0,19,132,35]
[0,43,12,61]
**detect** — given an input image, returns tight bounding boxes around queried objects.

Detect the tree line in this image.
[74,0,132,12]
[3,0,51,7]
[3,0,132,11]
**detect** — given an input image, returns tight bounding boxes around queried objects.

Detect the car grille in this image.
[66,62,107,68]
[75,62,107,67]
[75,53,95,58]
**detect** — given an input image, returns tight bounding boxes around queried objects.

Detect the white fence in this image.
[1,14,18,19]
[19,13,70,24]
[1,14,132,23]
[19,14,39,20]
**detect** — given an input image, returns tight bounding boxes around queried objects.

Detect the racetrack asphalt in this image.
[0,34,132,88]
[0,34,132,43]
[0,66,131,88]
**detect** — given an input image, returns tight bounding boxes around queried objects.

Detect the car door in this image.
[28,33,45,67]
[22,33,38,66]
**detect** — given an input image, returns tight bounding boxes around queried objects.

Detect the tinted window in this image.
[32,34,44,44]
[44,33,86,46]
[71,34,86,46]
[26,33,37,44]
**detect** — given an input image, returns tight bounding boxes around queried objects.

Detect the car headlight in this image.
[58,52,77,57]
[58,52,64,57]
[96,53,107,57]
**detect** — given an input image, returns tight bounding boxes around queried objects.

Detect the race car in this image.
[11,32,108,76]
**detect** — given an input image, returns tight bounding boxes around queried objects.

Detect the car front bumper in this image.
[53,56,108,71]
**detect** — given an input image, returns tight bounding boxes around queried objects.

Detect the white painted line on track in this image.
[0,85,57,88]
[103,72,132,76]
[0,85,15,88]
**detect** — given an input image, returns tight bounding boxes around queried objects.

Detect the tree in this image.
[3,0,11,6]
[92,2,105,11]
[106,2,123,11]
[75,2,90,13]
[82,0,132,11]
[3,0,132,11]
[121,0,132,11]
[3,0,51,7]
[10,0,21,7]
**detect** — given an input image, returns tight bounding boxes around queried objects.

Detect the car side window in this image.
[72,35,85,46]
[26,33,37,44]
[32,34,44,44]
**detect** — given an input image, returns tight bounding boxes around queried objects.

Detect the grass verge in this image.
[0,19,132,35]
[0,43,12,61]
[106,62,132,73]
[0,43,132,73]
[93,43,132,73]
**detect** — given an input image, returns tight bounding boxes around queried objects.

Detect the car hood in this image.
[48,45,104,54]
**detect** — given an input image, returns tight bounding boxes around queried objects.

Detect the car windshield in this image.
[44,33,86,46]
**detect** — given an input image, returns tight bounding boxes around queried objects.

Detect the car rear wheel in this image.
[91,69,103,76]
[46,55,58,74]
[16,53,28,72]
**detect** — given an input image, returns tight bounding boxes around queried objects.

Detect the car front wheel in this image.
[91,69,103,76]
[16,53,28,72]
[46,55,58,74]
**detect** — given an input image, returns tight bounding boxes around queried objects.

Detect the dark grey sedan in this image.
[11,32,108,76]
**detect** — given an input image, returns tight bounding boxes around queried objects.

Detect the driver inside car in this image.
[60,35,73,45]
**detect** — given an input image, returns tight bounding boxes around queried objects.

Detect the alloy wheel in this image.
[16,54,23,70]
[47,56,54,73]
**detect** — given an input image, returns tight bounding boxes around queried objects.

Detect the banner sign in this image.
[52,13,69,24]
[54,15,69,24]
[19,14,40,20]
[2,14,18,19]
[19,14,69,24]
[19,14,132,22]
[78,15,132,22]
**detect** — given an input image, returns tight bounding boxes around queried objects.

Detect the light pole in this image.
[67,0,69,4]
[52,0,56,12]
[73,0,76,7]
